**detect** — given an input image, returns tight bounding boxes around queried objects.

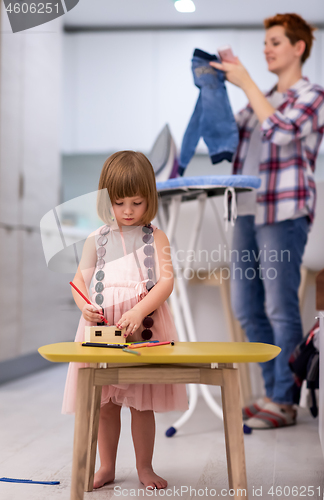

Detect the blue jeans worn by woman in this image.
[230,215,309,404]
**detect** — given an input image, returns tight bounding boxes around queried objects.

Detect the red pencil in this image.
[127,341,173,349]
[69,281,109,325]
[146,341,173,347]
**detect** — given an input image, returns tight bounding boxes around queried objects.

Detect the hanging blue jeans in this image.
[178,49,239,176]
[230,215,309,404]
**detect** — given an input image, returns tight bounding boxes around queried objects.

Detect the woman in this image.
[210,13,324,429]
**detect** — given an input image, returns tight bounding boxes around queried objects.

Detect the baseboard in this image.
[0,351,57,385]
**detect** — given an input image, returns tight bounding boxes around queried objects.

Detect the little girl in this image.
[62,151,188,490]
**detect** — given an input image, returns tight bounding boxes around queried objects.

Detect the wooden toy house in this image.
[84,325,126,343]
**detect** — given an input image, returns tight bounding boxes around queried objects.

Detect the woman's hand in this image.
[116,308,144,337]
[209,57,252,90]
[210,57,276,124]
[82,303,105,323]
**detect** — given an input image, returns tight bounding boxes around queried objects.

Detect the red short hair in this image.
[264,13,316,63]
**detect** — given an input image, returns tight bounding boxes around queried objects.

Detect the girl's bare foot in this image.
[138,467,167,490]
[93,467,115,489]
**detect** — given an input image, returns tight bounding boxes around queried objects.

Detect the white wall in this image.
[61,28,324,154]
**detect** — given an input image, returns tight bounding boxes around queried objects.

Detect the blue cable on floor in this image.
[0,477,60,485]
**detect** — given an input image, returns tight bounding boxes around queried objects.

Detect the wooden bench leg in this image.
[233,322,252,408]
[221,365,248,500]
[220,279,252,407]
[70,368,95,500]
[84,383,102,492]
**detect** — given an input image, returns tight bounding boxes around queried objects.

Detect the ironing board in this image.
[38,341,280,500]
[156,175,261,435]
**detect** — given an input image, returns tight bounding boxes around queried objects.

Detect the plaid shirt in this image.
[233,77,324,225]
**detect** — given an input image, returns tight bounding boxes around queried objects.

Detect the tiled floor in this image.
[0,364,323,500]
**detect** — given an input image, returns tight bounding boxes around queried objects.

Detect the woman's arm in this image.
[210,59,324,146]
[261,88,324,145]
[116,229,174,335]
[209,59,276,124]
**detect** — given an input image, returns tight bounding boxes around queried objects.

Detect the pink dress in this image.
[62,224,188,414]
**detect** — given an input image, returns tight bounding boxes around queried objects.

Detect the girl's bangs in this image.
[110,169,149,201]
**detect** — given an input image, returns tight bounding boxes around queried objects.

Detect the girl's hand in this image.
[209,57,252,90]
[116,308,143,337]
[82,303,105,323]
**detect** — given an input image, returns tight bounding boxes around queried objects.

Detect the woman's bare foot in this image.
[138,466,167,490]
[93,467,115,489]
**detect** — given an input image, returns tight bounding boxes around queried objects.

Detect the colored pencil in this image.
[127,341,174,349]
[122,347,141,356]
[82,342,125,348]
[146,341,174,347]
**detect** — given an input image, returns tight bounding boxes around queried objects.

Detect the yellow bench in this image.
[38,341,280,500]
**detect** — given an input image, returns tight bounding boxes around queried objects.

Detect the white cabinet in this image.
[0,229,21,362]
[20,33,62,226]
[19,231,79,357]
[0,23,22,226]
[0,11,77,362]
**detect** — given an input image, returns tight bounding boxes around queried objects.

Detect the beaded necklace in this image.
[94,223,156,340]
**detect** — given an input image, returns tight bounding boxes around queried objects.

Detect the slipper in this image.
[242,398,267,420]
[244,402,297,429]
